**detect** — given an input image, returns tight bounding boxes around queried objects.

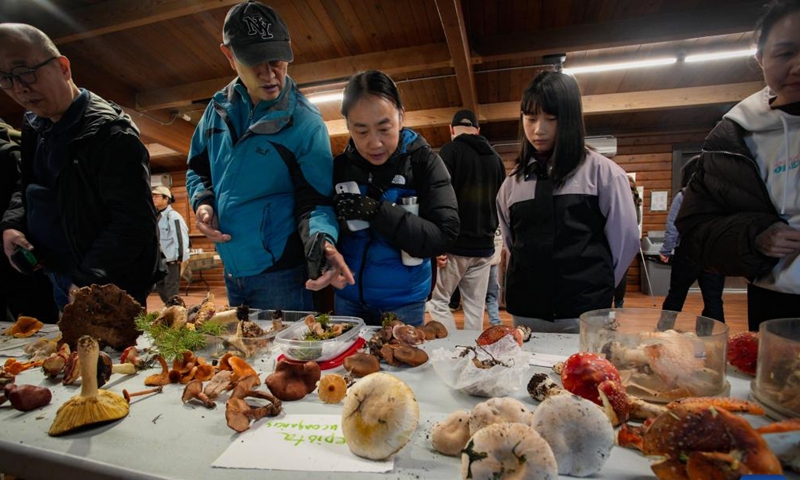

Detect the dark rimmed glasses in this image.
[0,57,58,90]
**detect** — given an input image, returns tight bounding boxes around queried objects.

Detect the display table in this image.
[183,252,222,295]
[0,328,796,480]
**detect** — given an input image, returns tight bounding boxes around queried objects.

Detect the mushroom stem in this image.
[78,336,99,398]
[123,386,163,403]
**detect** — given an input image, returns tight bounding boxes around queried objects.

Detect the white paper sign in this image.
[212,414,393,473]
[650,190,668,211]
[528,352,568,368]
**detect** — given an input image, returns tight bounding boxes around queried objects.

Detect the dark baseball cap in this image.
[451,109,479,128]
[223,1,293,66]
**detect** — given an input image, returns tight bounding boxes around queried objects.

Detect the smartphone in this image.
[335,181,370,231]
[10,247,40,275]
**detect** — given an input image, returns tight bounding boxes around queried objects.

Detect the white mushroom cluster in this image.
[430,394,615,478]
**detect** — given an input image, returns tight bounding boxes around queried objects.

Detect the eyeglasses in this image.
[0,57,58,90]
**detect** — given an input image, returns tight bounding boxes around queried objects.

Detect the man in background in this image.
[427,109,506,330]
[152,186,190,303]
[0,24,162,308]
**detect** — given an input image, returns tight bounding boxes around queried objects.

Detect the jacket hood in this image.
[453,133,496,155]
[215,75,303,135]
[725,87,784,133]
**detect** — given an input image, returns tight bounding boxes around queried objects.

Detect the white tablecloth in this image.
[0,326,796,480]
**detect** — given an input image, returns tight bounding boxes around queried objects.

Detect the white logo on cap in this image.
[243,15,273,39]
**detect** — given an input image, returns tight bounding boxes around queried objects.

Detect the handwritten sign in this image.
[212,414,393,473]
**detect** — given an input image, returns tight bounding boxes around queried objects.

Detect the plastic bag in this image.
[431,335,528,397]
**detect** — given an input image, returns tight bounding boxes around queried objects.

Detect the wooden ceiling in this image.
[0,0,765,171]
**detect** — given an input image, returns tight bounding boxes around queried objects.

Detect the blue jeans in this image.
[224,265,313,311]
[335,295,426,327]
[485,264,501,325]
[47,270,73,311]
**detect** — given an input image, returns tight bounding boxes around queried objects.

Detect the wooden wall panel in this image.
[612,130,706,292]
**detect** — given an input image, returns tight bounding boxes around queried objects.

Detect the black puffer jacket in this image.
[675,118,780,278]
[0,91,163,301]
[439,134,505,255]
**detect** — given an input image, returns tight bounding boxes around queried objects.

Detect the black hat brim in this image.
[231,41,293,66]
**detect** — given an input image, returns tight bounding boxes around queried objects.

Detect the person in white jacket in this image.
[676,0,800,330]
[151,186,190,302]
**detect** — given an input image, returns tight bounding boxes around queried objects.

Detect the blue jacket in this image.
[333,129,460,308]
[186,76,338,277]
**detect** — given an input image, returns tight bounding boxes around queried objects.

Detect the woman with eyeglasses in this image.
[328,70,459,326]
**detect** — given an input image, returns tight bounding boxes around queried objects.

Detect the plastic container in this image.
[202,310,313,359]
[750,318,800,419]
[274,316,364,362]
[580,308,729,403]
[399,197,424,266]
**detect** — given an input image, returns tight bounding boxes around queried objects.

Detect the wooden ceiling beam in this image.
[473,3,763,63]
[16,0,242,45]
[435,0,478,113]
[325,81,763,137]
[135,43,452,111]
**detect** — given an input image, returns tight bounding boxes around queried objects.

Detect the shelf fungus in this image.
[49,336,129,436]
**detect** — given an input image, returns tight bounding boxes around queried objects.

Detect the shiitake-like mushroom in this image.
[343,352,380,377]
[265,360,320,401]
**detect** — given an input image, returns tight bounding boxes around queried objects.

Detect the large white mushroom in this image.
[341,372,419,460]
[468,396,533,436]
[531,394,615,477]
[461,422,558,480]
[431,409,471,456]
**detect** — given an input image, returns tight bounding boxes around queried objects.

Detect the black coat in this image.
[0,92,163,302]
[675,118,780,278]
[439,134,506,254]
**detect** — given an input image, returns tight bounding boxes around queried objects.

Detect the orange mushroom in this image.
[227,356,259,384]
[3,316,44,338]
[144,355,171,386]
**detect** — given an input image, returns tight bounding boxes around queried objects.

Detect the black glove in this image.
[334,192,380,221]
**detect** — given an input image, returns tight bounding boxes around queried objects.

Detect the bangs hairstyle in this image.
[341,70,403,118]
[517,71,587,187]
[755,0,800,56]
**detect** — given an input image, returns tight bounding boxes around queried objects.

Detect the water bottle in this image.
[399,197,424,266]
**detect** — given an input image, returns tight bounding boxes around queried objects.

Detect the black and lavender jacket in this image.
[497,148,639,320]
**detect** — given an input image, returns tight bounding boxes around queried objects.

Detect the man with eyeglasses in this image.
[0,23,163,310]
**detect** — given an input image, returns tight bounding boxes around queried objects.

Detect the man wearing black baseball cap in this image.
[427,109,506,330]
[186,1,352,311]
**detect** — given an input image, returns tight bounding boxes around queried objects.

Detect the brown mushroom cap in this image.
[419,320,448,340]
[343,352,380,377]
[265,360,321,401]
[393,345,428,367]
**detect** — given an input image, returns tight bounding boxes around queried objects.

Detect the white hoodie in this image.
[725,87,800,294]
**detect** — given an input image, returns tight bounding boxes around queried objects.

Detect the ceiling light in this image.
[563,57,677,75]
[307,92,344,104]
[684,48,756,63]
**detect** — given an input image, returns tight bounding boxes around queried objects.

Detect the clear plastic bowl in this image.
[274,316,364,362]
[580,308,728,403]
[203,310,313,359]
[751,318,800,419]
